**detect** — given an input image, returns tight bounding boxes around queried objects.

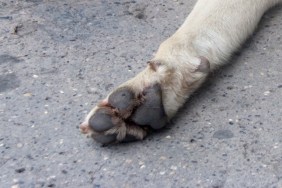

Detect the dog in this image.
[80,0,282,145]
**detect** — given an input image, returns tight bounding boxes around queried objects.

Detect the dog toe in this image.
[131,84,167,129]
[108,87,137,117]
[88,107,115,133]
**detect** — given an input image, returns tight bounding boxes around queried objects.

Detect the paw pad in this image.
[81,83,168,145]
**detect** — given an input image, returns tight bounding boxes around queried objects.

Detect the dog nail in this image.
[79,122,90,134]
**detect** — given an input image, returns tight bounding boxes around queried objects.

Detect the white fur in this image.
[158,0,281,68]
[152,0,282,117]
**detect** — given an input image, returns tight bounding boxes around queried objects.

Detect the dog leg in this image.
[80,0,282,145]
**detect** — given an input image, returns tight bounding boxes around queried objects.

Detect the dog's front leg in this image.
[80,0,282,145]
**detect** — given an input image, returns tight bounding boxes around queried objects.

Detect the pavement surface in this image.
[0,0,282,187]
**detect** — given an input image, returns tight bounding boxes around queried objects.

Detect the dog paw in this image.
[80,83,168,145]
[80,56,210,145]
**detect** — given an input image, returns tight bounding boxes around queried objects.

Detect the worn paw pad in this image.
[108,87,135,111]
[88,108,115,132]
[92,134,116,145]
[131,84,167,129]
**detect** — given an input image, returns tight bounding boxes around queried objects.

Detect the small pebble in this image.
[170,165,177,170]
[160,171,166,175]
[59,139,64,144]
[15,168,25,173]
[264,91,270,96]
[16,143,23,148]
[125,159,132,164]
[23,93,32,97]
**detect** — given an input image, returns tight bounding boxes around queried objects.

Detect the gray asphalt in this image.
[0,0,282,188]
